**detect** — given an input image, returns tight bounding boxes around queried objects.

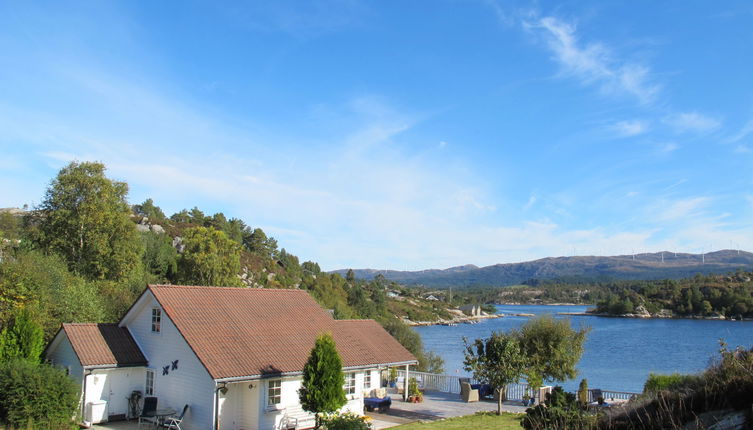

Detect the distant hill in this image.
[333,250,753,288]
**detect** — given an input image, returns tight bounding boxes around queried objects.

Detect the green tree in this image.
[178,227,242,287]
[132,198,166,222]
[463,331,527,414]
[141,232,178,282]
[0,250,106,338]
[0,309,45,362]
[30,161,143,280]
[518,315,589,391]
[244,228,278,258]
[0,211,22,240]
[298,332,347,429]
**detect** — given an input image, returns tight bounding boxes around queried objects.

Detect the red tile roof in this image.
[148,285,417,380]
[63,323,147,367]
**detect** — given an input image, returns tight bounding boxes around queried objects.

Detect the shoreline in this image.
[496,302,593,306]
[405,313,504,327]
[558,311,753,322]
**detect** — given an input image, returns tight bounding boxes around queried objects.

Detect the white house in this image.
[46,285,418,430]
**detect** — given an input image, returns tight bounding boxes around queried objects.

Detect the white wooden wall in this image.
[125,292,216,430]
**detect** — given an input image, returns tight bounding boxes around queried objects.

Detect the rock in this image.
[150,224,165,234]
[136,224,150,232]
[634,305,651,318]
[172,237,185,253]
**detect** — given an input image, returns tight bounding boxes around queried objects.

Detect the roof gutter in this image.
[82,363,147,370]
[213,360,418,383]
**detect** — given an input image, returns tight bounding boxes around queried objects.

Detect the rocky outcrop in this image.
[135,216,166,234]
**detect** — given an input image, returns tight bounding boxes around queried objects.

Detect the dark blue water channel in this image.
[415,305,753,393]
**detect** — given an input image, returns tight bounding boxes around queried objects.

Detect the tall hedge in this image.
[0,360,79,429]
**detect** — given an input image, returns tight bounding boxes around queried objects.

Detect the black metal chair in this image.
[139,397,158,428]
[163,404,189,430]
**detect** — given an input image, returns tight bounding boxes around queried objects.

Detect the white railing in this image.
[395,370,640,403]
[589,389,638,402]
[394,370,533,400]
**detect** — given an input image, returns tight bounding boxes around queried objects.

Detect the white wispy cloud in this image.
[653,197,710,222]
[611,120,649,137]
[663,112,721,133]
[727,118,753,143]
[658,142,679,153]
[523,195,537,210]
[524,16,660,103]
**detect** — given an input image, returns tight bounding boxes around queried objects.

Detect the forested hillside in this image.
[458,272,753,320]
[0,161,447,371]
[337,251,753,288]
[592,271,753,319]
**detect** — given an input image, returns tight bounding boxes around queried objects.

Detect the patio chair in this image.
[138,397,158,428]
[163,404,189,430]
[590,388,603,404]
[458,377,471,398]
[460,382,479,403]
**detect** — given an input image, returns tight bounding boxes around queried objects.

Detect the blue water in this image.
[415,305,753,393]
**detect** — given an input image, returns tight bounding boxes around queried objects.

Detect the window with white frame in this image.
[364,371,372,389]
[145,369,155,396]
[267,379,281,407]
[344,372,356,395]
[151,308,161,332]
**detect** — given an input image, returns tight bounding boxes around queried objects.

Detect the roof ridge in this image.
[148,284,308,292]
[63,322,119,327]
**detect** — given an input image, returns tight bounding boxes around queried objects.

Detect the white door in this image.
[106,371,129,418]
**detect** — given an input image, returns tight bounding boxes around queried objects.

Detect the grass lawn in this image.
[390,412,522,430]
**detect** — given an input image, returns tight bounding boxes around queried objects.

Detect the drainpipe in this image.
[81,370,92,424]
[214,382,226,430]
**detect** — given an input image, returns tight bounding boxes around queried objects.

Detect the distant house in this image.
[458,305,482,317]
[425,295,439,301]
[46,285,417,429]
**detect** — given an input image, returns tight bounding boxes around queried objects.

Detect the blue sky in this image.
[1,1,752,271]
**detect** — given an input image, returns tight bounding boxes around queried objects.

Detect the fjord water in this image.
[415,305,753,393]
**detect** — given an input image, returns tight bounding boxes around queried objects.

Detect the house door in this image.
[106,371,129,419]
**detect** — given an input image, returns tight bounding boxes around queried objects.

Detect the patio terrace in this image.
[91,390,527,430]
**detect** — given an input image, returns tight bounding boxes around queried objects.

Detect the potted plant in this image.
[388,367,397,388]
[407,377,423,403]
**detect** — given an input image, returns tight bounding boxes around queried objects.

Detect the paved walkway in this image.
[366,390,527,429]
[92,392,528,430]
[92,421,140,430]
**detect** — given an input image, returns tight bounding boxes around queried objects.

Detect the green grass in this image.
[391,412,522,430]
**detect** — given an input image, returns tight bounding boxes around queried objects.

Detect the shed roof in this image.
[147,284,417,380]
[62,323,147,367]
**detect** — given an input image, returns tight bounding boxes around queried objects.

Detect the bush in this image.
[642,373,700,393]
[598,343,753,429]
[320,412,372,430]
[0,360,79,429]
[521,386,595,430]
[577,378,589,406]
